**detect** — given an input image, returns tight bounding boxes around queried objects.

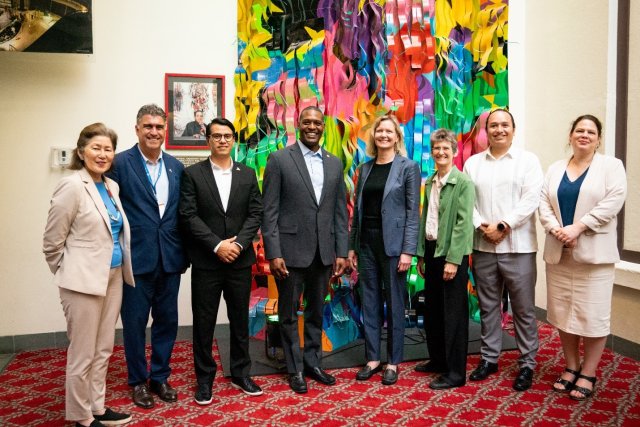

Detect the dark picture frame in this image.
[165,73,225,150]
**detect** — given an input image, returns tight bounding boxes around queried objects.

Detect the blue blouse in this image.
[557,168,589,226]
[95,182,123,268]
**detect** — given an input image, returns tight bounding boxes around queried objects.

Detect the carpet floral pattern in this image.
[0,323,638,426]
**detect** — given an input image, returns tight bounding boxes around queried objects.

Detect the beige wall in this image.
[0,0,237,336]
[624,0,640,251]
[525,0,640,344]
[0,0,638,346]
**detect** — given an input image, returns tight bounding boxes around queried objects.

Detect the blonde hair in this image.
[366,115,407,158]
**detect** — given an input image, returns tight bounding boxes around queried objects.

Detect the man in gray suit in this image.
[262,106,349,394]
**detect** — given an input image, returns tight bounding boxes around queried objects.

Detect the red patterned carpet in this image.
[1,322,638,426]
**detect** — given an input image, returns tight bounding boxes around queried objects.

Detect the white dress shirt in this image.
[425,169,451,241]
[210,158,233,211]
[463,146,543,253]
[138,146,169,218]
[210,158,243,253]
[298,140,324,203]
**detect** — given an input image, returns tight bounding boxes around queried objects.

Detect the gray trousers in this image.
[472,251,538,369]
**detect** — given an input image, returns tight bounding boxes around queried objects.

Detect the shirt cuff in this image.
[213,242,222,253]
[233,241,244,251]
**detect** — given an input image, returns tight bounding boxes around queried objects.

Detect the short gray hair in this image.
[430,128,458,155]
[136,104,166,123]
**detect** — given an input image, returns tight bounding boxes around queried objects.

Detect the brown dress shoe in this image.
[150,380,178,402]
[132,383,154,409]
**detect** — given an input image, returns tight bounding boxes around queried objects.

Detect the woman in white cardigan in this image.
[539,114,626,401]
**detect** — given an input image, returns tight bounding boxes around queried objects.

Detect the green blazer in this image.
[416,166,475,265]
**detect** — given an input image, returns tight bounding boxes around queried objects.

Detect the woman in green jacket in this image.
[415,128,475,390]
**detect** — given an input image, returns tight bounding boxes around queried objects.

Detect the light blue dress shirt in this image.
[298,140,324,203]
[138,146,169,218]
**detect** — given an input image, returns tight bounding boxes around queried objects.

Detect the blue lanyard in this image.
[102,179,122,222]
[142,157,163,195]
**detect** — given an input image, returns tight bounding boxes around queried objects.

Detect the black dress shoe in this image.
[150,380,178,402]
[381,368,398,385]
[304,366,336,385]
[469,360,499,381]
[356,364,383,381]
[429,376,464,390]
[288,373,308,394]
[415,361,446,373]
[513,367,534,391]
[132,383,154,409]
[231,376,264,396]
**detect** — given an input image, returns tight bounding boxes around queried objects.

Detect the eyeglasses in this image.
[209,133,234,142]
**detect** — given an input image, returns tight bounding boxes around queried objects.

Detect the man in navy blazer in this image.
[262,107,349,394]
[108,104,188,408]
[179,118,263,404]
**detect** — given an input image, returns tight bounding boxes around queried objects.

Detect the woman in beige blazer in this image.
[539,115,626,401]
[43,123,134,427]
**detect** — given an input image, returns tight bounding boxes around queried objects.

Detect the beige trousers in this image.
[59,267,123,421]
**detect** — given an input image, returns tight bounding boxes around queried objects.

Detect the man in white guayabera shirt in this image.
[463,109,543,392]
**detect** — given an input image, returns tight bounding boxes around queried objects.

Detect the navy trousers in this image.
[358,227,407,365]
[120,267,180,386]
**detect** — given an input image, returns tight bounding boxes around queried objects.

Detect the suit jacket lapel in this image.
[129,146,158,202]
[574,153,600,224]
[383,156,403,202]
[165,156,178,208]
[198,160,225,212]
[79,169,111,232]
[227,162,244,213]
[439,167,459,211]
[425,172,435,205]
[318,148,336,206]
[549,158,570,226]
[355,161,374,222]
[290,143,318,205]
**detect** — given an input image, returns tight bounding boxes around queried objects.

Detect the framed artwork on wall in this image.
[165,73,225,150]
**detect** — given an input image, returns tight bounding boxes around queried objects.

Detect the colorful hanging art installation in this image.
[236,0,509,349]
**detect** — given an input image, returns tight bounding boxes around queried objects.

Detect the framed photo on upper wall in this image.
[165,73,225,149]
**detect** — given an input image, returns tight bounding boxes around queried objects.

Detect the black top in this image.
[362,162,392,229]
[558,168,588,226]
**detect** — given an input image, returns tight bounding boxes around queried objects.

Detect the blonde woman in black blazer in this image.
[348,115,421,385]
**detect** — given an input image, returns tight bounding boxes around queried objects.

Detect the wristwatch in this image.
[497,222,506,231]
